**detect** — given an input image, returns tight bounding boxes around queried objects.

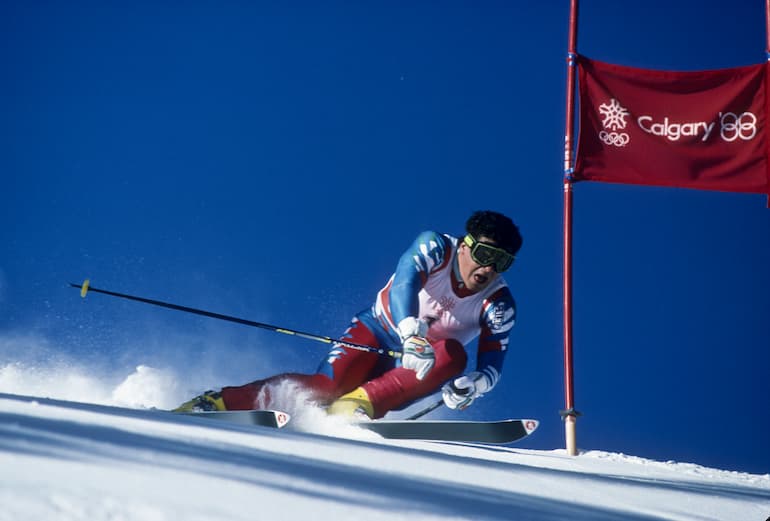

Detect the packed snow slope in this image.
[0,392,768,521]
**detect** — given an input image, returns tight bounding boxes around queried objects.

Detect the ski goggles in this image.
[463,234,515,273]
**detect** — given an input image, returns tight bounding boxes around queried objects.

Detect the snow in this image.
[1,382,768,521]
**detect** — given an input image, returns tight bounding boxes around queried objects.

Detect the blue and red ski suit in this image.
[221,231,516,418]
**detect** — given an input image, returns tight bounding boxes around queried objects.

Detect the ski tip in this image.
[274,411,291,428]
[523,419,539,435]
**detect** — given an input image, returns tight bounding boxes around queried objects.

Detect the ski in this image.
[177,408,538,444]
[357,418,539,444]
[179,409,291,429]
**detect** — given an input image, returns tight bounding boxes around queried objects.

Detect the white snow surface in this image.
[1,385,769,521]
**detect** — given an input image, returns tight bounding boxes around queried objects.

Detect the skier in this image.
[175,210,522,419]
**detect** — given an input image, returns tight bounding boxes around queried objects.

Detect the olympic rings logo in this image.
[599,131,630,147]
[720,112,757,142]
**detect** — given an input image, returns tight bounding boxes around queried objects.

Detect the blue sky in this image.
[2,1,768,475]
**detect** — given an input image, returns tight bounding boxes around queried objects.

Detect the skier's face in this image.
[457,235,500,293]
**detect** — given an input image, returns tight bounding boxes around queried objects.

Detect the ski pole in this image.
[69,279,402,359]
[405,399,443,420]
[405,379,473,420]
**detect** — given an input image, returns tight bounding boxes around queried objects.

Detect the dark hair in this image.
[465,210,523,255]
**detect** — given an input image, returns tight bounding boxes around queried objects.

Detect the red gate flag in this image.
[574,56,770,197]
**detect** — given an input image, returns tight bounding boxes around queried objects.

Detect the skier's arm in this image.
[442,288,516,410]
[388,231,451,380]
[389,231,451,328]
[475,287,516,390]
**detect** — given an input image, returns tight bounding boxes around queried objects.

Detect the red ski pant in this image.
[220,320,467,418]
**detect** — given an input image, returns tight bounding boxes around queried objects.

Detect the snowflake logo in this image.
[438,295,456,312]
[598,98,629,131]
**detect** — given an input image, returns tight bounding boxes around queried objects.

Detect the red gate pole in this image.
[766,0,770,60]
[562,0,580,457]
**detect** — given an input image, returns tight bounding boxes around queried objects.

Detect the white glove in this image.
[397,316,429,340]
[401,336,435,381]
[442,371,494,410]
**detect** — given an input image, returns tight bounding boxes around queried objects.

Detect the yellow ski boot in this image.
[173,390,226,412]
[327,387,374,419]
